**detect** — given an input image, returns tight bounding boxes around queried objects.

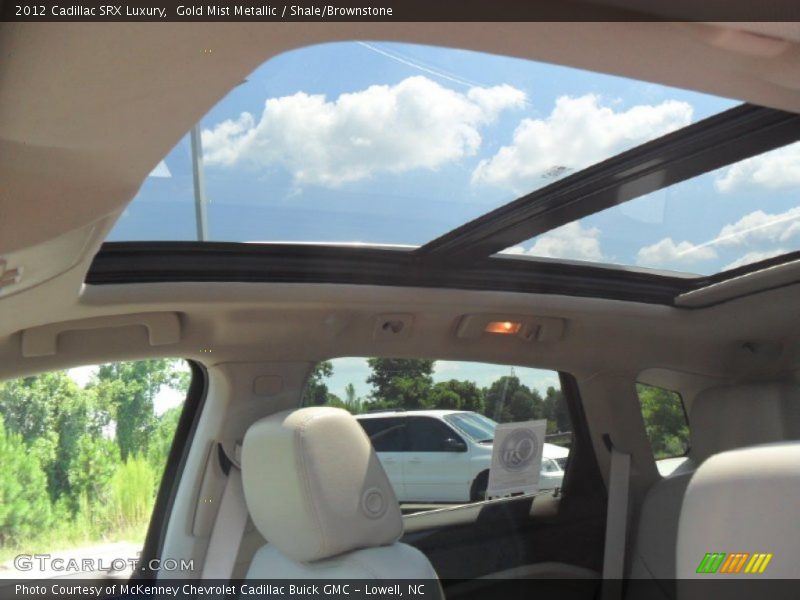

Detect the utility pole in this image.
[190,124,209,241]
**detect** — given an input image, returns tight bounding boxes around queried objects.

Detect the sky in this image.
[320,357,560,403]
[108,41,800,276]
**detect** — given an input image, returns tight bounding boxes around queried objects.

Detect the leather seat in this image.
[629,383,800,591]
[677,442,800,598]
[241,406,442,588]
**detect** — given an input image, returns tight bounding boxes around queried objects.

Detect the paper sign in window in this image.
[486,419,547,499]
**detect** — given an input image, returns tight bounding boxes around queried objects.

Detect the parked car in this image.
[355,410,567,503]
[655,456,688,477]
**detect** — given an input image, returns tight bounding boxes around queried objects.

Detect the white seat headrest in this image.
[677,442,800,584]
[689,383,800,464]
[242,407,403,563]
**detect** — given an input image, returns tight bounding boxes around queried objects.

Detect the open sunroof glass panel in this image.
[107,41,738,246]
[502,141,800,276]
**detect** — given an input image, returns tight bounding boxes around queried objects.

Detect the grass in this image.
[0,519,150,565]
[0,457,156,566]
[0,521,149,566]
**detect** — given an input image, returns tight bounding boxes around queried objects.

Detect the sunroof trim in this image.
[414,104,800,265]
[87,240,800,307]
[87,241,695,305]
[676,253,800,308]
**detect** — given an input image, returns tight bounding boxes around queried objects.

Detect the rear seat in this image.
[628,383,800,594]
[677,441,800,597]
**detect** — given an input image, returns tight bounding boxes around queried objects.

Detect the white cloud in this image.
[712,207,800,247]
[471,95,693,193]
[201,76,525,187]
[201,113,255,167]
[723,249,788,271]
[714,142,800,193]
[636,238,717,267]
[467,85,526,116]
[501,221,605,262]
[636,206,800,270]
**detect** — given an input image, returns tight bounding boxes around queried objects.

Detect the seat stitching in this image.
[294,412,328,559]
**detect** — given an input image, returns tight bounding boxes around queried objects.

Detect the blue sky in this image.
[110,41,800,275]
[320,357,560,403]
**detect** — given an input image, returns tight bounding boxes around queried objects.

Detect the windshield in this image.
[542,459,562,473]
[445,412,498,442]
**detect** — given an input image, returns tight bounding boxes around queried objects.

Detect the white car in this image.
[355,410,567,503]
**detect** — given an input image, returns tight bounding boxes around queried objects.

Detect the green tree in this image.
[146,406,182,477]
[0,416,53,545]
[483,375,549,423]
[637,384,689,459]
[430,380,485,412]
[67,434,120,508]
[322,383,366,414]
[511,388,544,421]
[344,383,356,403]
[90,360,186,460]
[0,371,103,502]
[542,386,571,433]
[0,372,76,441]
[0,360,189,548]
[429,385,460,410]
[304,361,334,406]
[339,383,364,414]
[366,358,435,409]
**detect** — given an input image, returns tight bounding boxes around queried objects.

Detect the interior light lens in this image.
[484,321,522,335]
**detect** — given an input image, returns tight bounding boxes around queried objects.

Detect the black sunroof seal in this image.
[86,241,694,305]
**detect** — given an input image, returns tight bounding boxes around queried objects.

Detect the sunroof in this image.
[502,141,800,275]
[108,41,737,247]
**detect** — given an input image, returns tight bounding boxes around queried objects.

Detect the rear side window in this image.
[406,417,464,452]
[0,359,190,578]
[359,417,405,452]
[637,383,689,462]
[304,358,573,510]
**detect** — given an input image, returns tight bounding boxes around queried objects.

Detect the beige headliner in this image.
[1,20,800,387]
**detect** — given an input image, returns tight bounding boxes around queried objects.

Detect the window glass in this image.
[406,417,463,452]
[503,141,800,276]
[359,417,405,452]
[637,383,690,468]
[109,41,735,247]
[542,459,559,473]
[303,358,572,510]
[444,412,495,442]
[0,360,190,579]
